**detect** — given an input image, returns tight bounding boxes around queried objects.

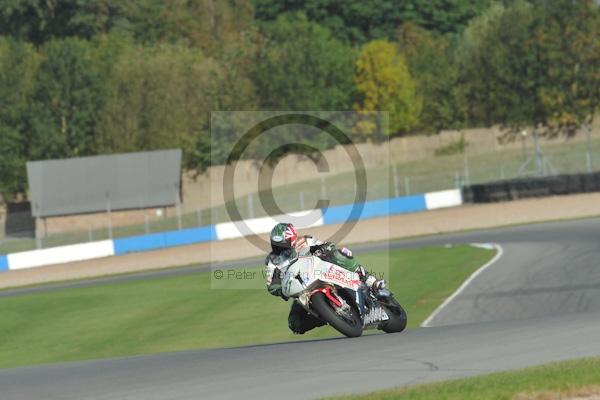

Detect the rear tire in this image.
[311,292,363,338]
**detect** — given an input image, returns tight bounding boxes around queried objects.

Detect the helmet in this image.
[270,223,297,254]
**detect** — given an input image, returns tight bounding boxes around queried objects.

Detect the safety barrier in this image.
[6,240,115,271]
[214,209,325,241]
[0,255,8,271]
[462,172,600,203]
[113,226,217,255]
[0,188,462,271]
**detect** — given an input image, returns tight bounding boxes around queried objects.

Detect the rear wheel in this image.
[311,292,363,338]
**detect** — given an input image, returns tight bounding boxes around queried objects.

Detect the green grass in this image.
[0,245,493,369]
[324,357,600,400]
[2,136,599,255]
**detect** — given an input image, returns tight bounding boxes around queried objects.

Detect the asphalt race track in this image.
[2,218,600,399]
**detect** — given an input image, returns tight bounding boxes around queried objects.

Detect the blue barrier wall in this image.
[113,225,217,256]
[0,189,462,271]
[322,195,427,225]
[0,255,8,271]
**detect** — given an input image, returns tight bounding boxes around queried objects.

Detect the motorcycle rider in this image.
[265,222,386,334]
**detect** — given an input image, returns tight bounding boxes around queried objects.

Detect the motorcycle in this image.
[272,252,407,338]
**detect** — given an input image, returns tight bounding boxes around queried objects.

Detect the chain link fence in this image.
[2,133,599,254]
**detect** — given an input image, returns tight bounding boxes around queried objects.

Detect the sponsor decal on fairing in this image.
[363,307,389,326]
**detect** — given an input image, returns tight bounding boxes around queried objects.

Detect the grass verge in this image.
[0,245,494,368]
[324,357,600,400]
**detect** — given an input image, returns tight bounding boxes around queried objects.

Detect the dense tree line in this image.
[0,0,598,197]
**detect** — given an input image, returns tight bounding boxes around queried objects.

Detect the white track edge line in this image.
[420,243,504,328]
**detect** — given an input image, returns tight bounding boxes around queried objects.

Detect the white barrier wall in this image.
[425,189,463,211]
[215,209,324,240]
[7,240,115,270]
[1,189,463,272]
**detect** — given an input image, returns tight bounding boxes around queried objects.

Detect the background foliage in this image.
[0,0,598,197]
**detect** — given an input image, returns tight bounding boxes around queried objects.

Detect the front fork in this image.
[309,287,343,307]
[308,286,368,323]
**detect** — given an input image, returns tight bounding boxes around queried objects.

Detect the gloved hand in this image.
[312,242,334,256]
[357,265,386,292]
[368,277,386,291]
[339,247,353,258]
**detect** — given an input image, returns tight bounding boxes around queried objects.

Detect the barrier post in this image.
[463,152,470,186]
[33,202,42,249]
[175,184,182,230]
[533,130,544,177]
[35,217,42,249]
[586,123,593,173]
[404,176,411,195]
[521,130,528,163]
[454,171,462,189]
[392,164,400,197]
[105,192,113,239]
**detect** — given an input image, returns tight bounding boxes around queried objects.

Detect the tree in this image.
[253,13,355,111]
[235,13,358,166]
[457,0,600,135]
[533,0,600,134]
[27,37,109,160]
[96,40,224,171]
[0,0,257,51]
[457,2,542,128]
[156,0,255,52]
[0,38,39,197]
[397,22,464,133]
[253,0,494,43]
[401,0,495,35]
[0,0,131,44]
[198,29,260,171]
[354,40,421,136]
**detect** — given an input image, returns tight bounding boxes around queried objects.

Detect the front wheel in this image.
[379,297,407,333]
[311,292,363,338]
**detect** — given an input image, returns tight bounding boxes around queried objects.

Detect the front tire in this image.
[311,292,363,338]
[379,297,407,333]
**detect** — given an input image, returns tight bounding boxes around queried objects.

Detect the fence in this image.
[2,130,600,255]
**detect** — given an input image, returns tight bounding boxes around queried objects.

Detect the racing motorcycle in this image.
[273,250,407,338]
